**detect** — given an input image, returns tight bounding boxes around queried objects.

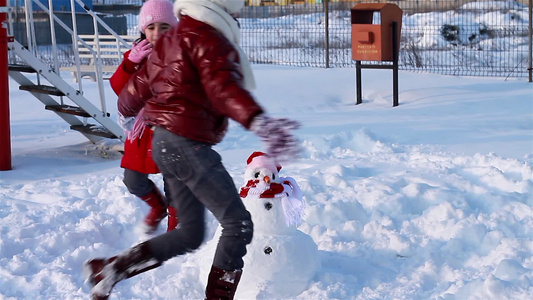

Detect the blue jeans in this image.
[146,127,253,271]
[122,168,154,198]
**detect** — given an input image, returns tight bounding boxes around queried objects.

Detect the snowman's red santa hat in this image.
[246,151,282,173]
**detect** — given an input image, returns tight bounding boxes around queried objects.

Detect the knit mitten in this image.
[128,39,152,64]
[249,114,301,163]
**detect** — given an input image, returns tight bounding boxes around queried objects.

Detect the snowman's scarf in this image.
[239,180,285,198]
[239,177,306,227]
[280,177,305,227]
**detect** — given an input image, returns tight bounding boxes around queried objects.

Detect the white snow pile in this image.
[0,65,531,299]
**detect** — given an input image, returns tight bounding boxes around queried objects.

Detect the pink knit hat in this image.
[138,0,178,33]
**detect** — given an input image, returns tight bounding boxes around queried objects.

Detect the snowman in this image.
[196,152,320,299]
[239,151,306,235]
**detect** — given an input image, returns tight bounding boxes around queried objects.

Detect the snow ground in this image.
[0,65,532,299]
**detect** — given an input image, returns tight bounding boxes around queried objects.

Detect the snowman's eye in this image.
[272,174,276,180]
[254,172,260,178]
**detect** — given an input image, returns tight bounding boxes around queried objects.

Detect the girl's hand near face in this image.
[128,39,153,64]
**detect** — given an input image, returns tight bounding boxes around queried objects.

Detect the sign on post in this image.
[351,3,403,107]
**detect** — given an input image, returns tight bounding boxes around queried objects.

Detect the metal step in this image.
[8,64,37,73]
[19,84,65,96]
[9,39,125,142]
[45,105,92,117]
[70,124,118,139]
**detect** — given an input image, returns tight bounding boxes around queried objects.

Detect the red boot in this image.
[205,266,242,300]
[167,206,178,232]
[140,186,167,233]
[83,242,161,300]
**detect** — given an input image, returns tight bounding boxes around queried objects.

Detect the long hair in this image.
[135,32,146,44]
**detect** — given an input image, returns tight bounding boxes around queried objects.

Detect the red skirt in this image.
[120,126,159,174]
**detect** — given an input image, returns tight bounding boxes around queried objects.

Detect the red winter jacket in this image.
[110,50,144,95]
[111,50,159,174]
[118,15,264,145]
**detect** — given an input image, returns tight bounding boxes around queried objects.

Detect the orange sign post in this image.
[351,3,403,106]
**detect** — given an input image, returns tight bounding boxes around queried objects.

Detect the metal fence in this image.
[236,0,532,78]
[9,0,533,78]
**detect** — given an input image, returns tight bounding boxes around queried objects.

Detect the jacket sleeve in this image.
[117,62,152,118]
[109,50,142,96]
[190,29,263,129]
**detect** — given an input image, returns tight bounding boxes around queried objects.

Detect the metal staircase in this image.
[5,0,129,143]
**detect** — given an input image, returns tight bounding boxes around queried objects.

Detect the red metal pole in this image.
[0,0,12,171]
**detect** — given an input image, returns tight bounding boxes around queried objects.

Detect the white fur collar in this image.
[174,0,256,90]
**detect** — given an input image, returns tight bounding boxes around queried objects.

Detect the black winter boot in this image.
[83,242,161,300]
[205,266,243,300]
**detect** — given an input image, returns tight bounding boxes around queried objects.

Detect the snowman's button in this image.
[264,246,273,255]
[264,202,273,210]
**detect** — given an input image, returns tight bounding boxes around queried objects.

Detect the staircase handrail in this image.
[13,0,131,118]
[19,0,98,104]
[73,0,131,47]
[6,0,127,143]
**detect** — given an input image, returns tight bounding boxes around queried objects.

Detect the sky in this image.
[0,64,532,299]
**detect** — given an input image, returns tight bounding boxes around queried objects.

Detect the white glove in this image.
[250,114,302,163]
[117,112,135,132]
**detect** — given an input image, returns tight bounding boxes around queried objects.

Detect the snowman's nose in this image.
[263,176,271,184]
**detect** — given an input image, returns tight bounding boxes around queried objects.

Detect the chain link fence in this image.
[8,0,533,78]
[237,0,532,78]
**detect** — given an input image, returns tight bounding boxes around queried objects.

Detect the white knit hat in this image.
[207,0,245,14]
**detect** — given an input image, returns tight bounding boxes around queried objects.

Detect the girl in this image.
[111,0,178,234]
[86,1,301,299]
